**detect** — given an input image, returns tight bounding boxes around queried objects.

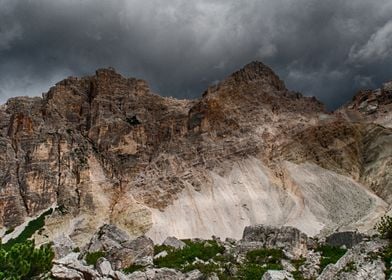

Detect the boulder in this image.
[52,234,75,259]
[51,265,84,279]
[163,236,186,250]
[241,225,308,259]
[325,231,364,249]
[261,270,294,280]
[184,269,204,280]
[96,257,116,278]
[206,272,219,280]
[127,268,186,280]
[281,259,296,272]
[154,250,168,259]
[84,224,154,270]
[84,224,130,253]
[51,252,101,279]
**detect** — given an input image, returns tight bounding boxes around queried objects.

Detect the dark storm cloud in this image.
[0,0,392,109]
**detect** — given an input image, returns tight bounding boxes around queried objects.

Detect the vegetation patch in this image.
[3,208,53,250]
[237,248,285,280]
[245,248,284,265]
[317,245,347,271]
[154,239,224,271]
[381,244,392,279]
[238,263,268,280]
[375,215,392,240]
[154,244,173,255]
[85,251,106,266]
[153,241,288,279]
[0,239,54,280]
[375,215,392,279]
[123,264,147,274]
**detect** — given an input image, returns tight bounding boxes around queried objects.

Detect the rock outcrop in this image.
[240,225,308,259]
[325,231,364,249]
[83,224,154,269]
[340,80,392,128]
[317,239,387,280]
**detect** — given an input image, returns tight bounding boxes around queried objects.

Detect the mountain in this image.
[0,62,391,247]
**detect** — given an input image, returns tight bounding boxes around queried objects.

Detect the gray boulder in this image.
[127,268,186,279]
[154,250,168,259]
[325,231,364,249]
[96,257,116,278]
[52,234,75,259]
[163,236,186,250]
[84,224,154,270]
[51,252,101,279]
[184,269,204,280]
[262,270,294,280]
[241,225,308,259]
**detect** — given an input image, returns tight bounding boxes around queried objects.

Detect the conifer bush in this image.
[375,215,392,240]
[0,239,54,280]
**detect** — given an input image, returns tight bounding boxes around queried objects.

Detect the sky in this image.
[0,0,392,109]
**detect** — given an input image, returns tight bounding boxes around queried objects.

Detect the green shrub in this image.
[0,239,54,280]
[154,239,224,270]
[238,263,266,280]
[236,248,285,280]
[245,248,284,265]
[85,251,106,266]
[3,208,53,250]
[123,264,146,274]
[382,244,392,279]
[375,215,392,240]
[317,245,346,271]
[154,244,173,255]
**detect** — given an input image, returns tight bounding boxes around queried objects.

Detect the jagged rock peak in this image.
[43,67,151,104]
[223,61,286,90]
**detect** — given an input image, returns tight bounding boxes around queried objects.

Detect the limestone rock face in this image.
[0,61,391,245]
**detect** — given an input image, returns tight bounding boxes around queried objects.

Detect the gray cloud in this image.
[349,20,392,64]
[0,0,391,109]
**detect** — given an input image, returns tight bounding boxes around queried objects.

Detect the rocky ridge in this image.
[0,61,391,248]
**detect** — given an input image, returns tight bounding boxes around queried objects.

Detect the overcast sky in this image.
[0,0,392,109]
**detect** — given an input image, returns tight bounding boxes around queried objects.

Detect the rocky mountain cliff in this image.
[0,61,391,247]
